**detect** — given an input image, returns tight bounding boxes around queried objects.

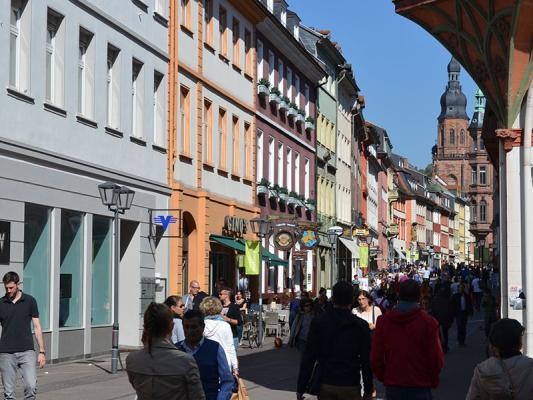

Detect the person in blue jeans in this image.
[178,310,234,400]
[0,271,46,400]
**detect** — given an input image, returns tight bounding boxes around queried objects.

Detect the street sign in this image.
[354,228,369,237]
[292,250,308,261]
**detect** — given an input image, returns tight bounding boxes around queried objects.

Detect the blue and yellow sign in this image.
[299,229,319,249]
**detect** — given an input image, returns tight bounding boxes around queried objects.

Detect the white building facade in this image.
[0,0,170,360]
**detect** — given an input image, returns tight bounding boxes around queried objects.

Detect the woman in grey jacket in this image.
[466,318,533,400]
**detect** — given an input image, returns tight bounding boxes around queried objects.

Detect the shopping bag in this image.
[231,377,250,400]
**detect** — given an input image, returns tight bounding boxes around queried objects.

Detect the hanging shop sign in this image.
[274,230,294,251]
[292,250,308,261]
[353,228,369,237]
[223,216,247,235]
[148,209,182,238]
[0,221,10,265]
[299,229,319,249]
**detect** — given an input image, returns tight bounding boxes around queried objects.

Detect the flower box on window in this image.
[269,87,281,105]
[288,103,298,119]
[257,78,270,97]
[296,109,306,124]
[305,117,315,131]
[279,96,290,112]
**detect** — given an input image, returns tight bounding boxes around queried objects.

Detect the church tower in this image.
[432,57,471,192]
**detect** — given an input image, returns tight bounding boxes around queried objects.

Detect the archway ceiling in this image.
[394,0,533,128]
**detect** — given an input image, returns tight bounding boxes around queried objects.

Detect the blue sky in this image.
[290,0,477,169]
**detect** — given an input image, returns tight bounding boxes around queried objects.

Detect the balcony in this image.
[386,223,399,238]
[469,220,492,236]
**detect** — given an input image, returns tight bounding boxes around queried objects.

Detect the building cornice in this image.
[495,128,531,152]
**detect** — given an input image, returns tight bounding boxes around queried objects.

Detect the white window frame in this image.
[286,67,293,101]
[268,136,275,183]
[10,0,30,94]
[277,142,283,186]
[153,71,166,147]
[9,3,21,89]
[78,28,94,118]
[277,59,284,94]
[294,74,300,107]
[46,9,65,107]
[106,44,121,129]
[155,0,169,18]
[304,158,309,199]
[294,152,300,194]
[132,59,144,139]
[304,84,309,115]
[256,130,264,181]
[257,40,264,80]
[268,50,275,87]
[286,147,292,192]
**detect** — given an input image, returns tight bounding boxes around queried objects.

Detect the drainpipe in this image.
[523,80,533,355]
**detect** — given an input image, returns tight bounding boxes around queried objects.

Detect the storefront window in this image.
[60,210,84,328]
[23,204,51,331]
[92,216,112,325]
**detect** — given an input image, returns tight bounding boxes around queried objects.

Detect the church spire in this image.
[438,57,469,122]
[469,88,485,130]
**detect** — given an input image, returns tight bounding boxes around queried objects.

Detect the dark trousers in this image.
[385,386,432,400]
[456,312,468,344]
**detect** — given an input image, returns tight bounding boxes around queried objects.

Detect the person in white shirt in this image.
[471,275,483,311]
[352,290,382,331]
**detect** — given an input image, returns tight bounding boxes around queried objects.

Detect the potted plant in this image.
[288,102,298,119]
[257,78,270,96]
[297,109,306,123]
[269,87,281,105]
[305,198,315,211]
[305,116,315,131]
[287,191,299,206]
[279,96,290,112]
[278,186,289,203]
[269,183,280,199]
[256,178,270,196]
[295,194,306,208]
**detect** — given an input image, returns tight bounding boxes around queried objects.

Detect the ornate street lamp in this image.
[97,181,135,374]
[249,217,272,346]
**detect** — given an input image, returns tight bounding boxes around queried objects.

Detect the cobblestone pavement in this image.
[4,315,485,399]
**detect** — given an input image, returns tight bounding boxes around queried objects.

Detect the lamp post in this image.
[327,231,338,286]
[249,217,271,346]
[97,181,135,374]
[478,238,486,269]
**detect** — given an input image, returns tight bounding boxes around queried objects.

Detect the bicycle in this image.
[242,312,260,348]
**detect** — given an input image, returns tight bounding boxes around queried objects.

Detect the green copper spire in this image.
[475,88,485,113]
[469,88,485,130]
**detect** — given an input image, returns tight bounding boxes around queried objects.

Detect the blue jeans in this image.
[385,386,432,400]
[0,350,37,399]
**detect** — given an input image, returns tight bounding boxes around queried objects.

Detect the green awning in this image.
[210,235,245,252]
[261,247,289,266]
[209,235,288,266]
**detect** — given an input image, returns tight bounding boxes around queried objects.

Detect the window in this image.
[304,84,309,115]
[268,51,275,87]
[479,166,487,185]
[304,158,309,198]
[132,59,144,139]
[181,0,191,29]
[219,6,227,57]
[294,152,300,194]
[471,166,477,185]
[92,216,112,325]
[244,29,252,75]
[10,0,30,93]
[256,129,264,180]
[155,0,169,19]
[153,71,166,147]
[286,67,292,101]
[203,99,213,163]
[106,44,120,129]
[471,201,477,222]
[278,59,284,94]
[286,148,292,191]
[60,210,84,328]
[440,129,444,147]
[480,200,487,222]
[218,108,227,168]
[244,123,251,179]
[232,18,240,68]
[268,136,274,183]
[257,40,264,80]
[78,28,95,118]
[460,129,465,144]
[179,86,191,154]
[46,9,65,107]
[232,115,239,174]
[24,204,51,330]
[277,142,283,186]
[479,137,485,150]
[449,129,455,144]
[294,74,300,107]
[204,0,213,45]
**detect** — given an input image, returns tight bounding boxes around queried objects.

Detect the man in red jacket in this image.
[371,279,444,400]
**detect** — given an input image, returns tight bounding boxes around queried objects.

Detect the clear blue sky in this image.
[290,0,477,169]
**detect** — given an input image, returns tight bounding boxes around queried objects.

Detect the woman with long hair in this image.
[164,295,185,344]
[353,290,382,332]
[126,302,205,399]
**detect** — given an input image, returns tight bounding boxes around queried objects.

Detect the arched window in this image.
[460,129,465,144]
[449,129,455,144]
[480,200,487,222]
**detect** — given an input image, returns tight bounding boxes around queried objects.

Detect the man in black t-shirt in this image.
[0,271,46,400]
[219,287,242,349]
